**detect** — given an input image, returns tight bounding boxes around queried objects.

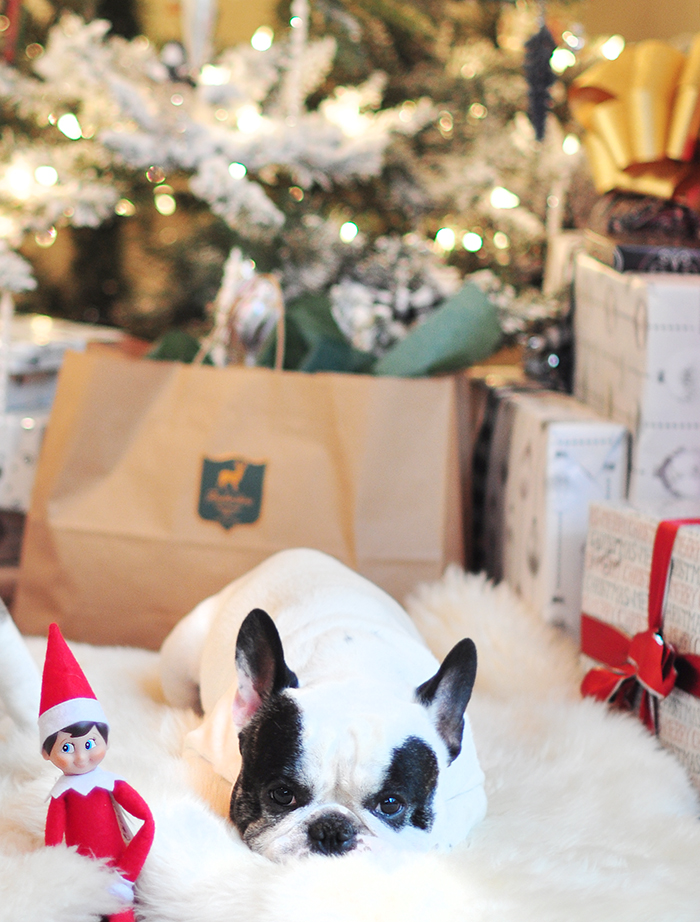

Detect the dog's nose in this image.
[307,813,357,856]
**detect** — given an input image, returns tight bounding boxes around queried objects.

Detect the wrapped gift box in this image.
[0,315,124,552]
[467,369,537,571]
[470,377,542,575]
[574,253,700,516]
[0,412,50,512]
[581,503,700,790]
[477,387,629,635]
[5,314,124,412]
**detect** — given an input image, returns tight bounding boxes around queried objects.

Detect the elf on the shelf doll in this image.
[39,623,155,922]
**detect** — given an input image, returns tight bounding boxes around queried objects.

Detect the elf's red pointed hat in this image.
[38,623,108,747]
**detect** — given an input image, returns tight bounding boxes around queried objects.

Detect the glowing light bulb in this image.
[57,113,82,140]
[435,227,456,251]
[550,48,576,74]
[200,64,230,86]
[154,193,176,215]
[490,187,520,209]
[438,111,453,133]
[601,35,625,61]
[237,105,262,133]
[35,226,57,247]
[493,231,510,250]
[228,162,247,180]
[399,101,416,123]
[562,134,581,155]
[35,165,58,186]
[251,26,273,51]
[146,166,166,184]
[339,221,358,243]
[462,232,483,252]
[290,16,302,28]
[115,199,135,216]
[6,164,33,200]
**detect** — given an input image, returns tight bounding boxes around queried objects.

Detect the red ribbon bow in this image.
[581,518,700,732]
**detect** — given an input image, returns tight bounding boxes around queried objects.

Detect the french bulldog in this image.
[159,548,486,860]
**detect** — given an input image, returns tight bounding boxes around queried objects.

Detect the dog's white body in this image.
[160,549,486,858]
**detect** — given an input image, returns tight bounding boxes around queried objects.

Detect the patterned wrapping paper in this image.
[0,315,124,515]
[0,412,49,512]
[582,502,700,789]
[574,253,700,517]
[476,388,628,636]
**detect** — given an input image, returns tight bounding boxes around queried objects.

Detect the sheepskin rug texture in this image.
[2,568,700,922]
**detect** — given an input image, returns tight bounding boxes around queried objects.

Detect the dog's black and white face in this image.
[228,609,478,860]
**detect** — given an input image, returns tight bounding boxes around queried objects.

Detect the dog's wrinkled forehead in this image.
[290,680,444,788]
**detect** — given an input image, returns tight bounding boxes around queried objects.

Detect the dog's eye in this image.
[269,786,296,807]
[376,795,405,817]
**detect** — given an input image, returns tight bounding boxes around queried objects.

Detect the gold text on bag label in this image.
[198,458,266,529]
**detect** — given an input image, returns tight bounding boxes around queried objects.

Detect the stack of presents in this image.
[471,247,700,791]
[474,35,700,791]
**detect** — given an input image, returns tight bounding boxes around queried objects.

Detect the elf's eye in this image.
[85,739,95,750]
[61,742,75,754]
[269,786,296,808]
[376,795,405,817]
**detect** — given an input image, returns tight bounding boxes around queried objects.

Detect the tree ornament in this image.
[524,13,556,141]
[180,0,217,74]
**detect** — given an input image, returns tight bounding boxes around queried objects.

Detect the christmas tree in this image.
[0,0,597,367]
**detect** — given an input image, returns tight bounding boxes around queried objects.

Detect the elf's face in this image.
[43,725,108,775]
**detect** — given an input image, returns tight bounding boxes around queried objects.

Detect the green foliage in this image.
[374,281,503,376]
[257,292,374,372]
[147,328,212,363]
[254,280,503,377]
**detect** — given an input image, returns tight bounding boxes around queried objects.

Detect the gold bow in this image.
[570,36,700,200]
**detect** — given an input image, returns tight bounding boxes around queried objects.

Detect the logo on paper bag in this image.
[198,458,266,529]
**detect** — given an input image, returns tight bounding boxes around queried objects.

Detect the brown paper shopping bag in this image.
[13,350,464,649]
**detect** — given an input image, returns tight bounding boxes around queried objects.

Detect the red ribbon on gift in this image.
[581,518,700,732]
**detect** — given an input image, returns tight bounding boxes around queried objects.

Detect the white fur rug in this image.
[2,568,700,922]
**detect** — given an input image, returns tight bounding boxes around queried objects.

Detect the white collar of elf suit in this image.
[49,766,119,799]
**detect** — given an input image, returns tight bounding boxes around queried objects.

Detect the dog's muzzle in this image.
[307,812,358,856]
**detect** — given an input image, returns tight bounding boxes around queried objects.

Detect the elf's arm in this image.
[44,794,67,846]
[112,779,155,882]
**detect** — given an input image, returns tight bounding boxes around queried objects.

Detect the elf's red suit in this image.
[45,766,154,922]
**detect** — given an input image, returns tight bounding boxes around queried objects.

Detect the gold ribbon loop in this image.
[668,34,700,160]
[629,41,685,163]
[571,35,700,199]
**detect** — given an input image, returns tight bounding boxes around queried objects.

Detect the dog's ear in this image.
[232,609,299,729]
[415,638,477,764]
